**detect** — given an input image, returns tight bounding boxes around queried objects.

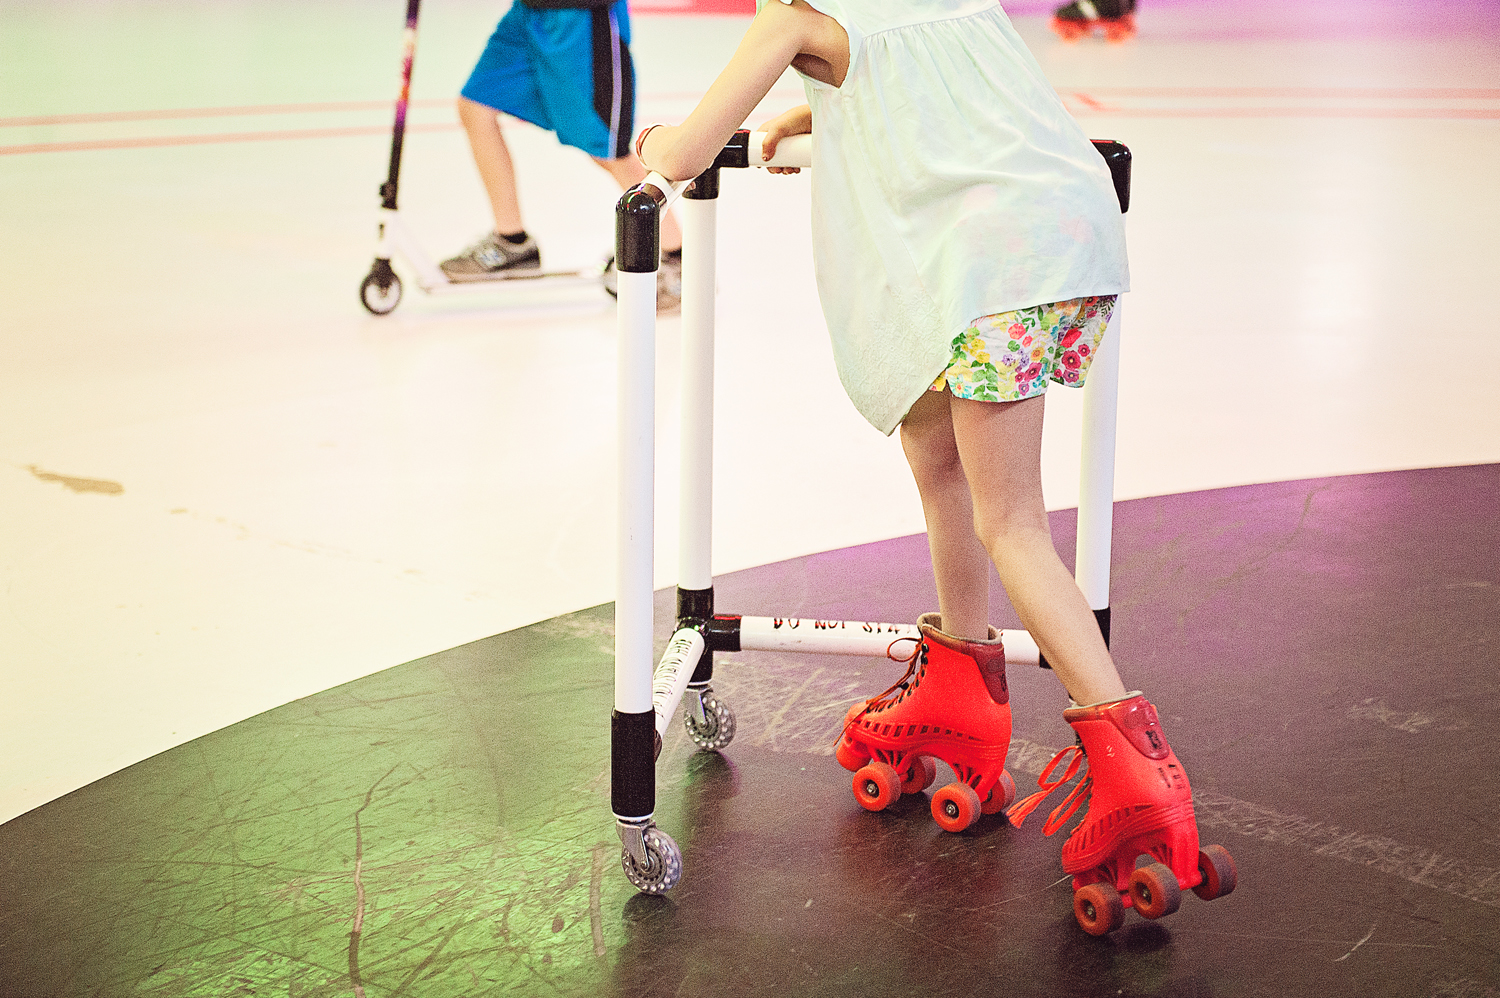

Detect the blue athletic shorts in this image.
[460,1,635,161]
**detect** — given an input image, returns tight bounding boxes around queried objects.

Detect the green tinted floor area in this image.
[2,466,1498,997]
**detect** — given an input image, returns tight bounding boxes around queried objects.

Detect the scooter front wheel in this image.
[360,266,403,315]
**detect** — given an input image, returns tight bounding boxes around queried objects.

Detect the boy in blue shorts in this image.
[441,0,684,309]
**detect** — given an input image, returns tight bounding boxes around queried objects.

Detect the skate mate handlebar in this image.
[630,131,1128,220]
[628,130,813,215]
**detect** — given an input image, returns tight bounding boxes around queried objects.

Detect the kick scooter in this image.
[359,0,606,316]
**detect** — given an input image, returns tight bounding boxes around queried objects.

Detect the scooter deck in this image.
[441,269,601,285]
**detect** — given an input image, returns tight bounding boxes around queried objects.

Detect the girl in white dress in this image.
[636,0,1234,934]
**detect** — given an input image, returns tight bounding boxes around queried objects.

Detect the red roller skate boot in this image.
[1051,0,1138,42]
[1007,694,1237,935]
[835,614,1015,832]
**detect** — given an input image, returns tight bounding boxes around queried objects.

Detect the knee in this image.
[972,506,1051,562]
[902,431,965,496]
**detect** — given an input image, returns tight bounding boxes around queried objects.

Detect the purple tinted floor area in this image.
[1,466,1497,996]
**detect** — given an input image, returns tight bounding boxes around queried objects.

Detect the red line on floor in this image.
[0,122,459,156]
[0,100,455,129]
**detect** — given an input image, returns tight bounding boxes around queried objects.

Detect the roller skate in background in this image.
[1007,694,1237,935]
[835,614,1016,833]
[1052,0,1138,42]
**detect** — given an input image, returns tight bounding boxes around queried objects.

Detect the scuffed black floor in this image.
[2,467,1497,997]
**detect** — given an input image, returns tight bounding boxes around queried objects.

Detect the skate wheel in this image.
[1050,17,1087,41]
[930,783,982,833]
[900,756,938,794]
[853,762,902,811]
[836,737,870,773]
[1128,862,1182,919]
[1192,844,1238,901]
[1073,882,1125,936]
[980,770,1016,814]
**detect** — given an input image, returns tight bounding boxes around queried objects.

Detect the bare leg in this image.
[899,389,993,641]
[594,155,683,253]
[947,391,1127,706]
[458,97,524,234]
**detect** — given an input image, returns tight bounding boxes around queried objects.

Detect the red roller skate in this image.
[1051,0,1138,42]
[1007,694,1237,935]
[835,614,1015,833]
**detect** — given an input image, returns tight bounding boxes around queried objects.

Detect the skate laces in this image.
[1005,744,1093,835]
[846,636,923,726]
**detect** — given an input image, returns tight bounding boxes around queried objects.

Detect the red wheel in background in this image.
[980,770,1016,814]
[900,756,938,794]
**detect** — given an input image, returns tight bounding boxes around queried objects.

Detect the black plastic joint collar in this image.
[615,186,663,273]
[676,586,715,625]
[713,130,752,170]
[685,165,721,200]
[703,615,742,653]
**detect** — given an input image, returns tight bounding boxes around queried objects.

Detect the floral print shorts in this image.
[928,295,1118,402]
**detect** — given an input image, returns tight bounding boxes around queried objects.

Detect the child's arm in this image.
[637,0,845,181]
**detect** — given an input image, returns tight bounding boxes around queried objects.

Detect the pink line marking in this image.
[0,122,459,156]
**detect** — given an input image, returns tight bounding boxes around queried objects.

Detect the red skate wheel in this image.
[1051,17,1087,41]
[1192,844,1238,901]
[836,737,870,773]
[1073,882,1125,936]
[853,762,901,811]
[900,756,937,794]
[1128,862,1182,919]
[930,783,982,833]
[980,770,1016,814]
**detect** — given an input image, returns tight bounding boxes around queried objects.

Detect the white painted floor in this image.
[1,0,1496,824]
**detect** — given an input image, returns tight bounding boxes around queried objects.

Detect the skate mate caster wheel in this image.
[620,826,683,894]
[684,689,736,751]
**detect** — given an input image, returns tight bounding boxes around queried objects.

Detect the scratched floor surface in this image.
[1,465,1497,997]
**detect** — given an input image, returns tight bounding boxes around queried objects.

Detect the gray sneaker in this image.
[440,231,541,282]
[603,251,682,313]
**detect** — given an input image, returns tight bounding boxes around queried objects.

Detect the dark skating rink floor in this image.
[2,465,1498,997]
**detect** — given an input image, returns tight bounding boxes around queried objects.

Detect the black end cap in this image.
[615,188,662,273]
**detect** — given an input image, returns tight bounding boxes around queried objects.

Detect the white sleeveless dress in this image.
[766,0,1129,434]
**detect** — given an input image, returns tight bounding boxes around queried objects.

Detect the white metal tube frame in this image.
[610,132,1132,893]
